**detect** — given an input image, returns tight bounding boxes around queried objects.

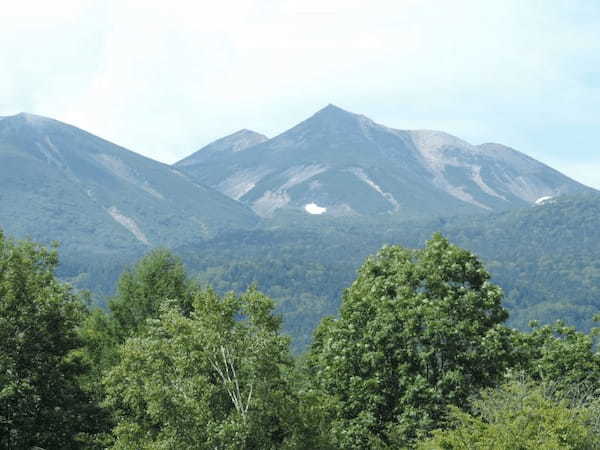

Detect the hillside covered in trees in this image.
[170,193,600,350]
[2,230,599,449]
[51,193,600,352]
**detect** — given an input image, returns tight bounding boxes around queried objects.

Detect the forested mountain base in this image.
[174,193,600,351]
[53,193,600,352]
[2,230,599,448]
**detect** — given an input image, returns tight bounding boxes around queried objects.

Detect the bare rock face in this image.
[175,105,594,218]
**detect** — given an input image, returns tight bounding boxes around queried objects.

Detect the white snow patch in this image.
[305,203,327,215]
[107,207,150,245]
[535,196,554,205]
[247,165,328,216]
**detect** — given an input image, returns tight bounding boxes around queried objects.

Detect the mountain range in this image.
[175,105,593,218]
[1,106,598,344]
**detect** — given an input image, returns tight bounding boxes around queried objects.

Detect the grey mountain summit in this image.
[176,105,593,218]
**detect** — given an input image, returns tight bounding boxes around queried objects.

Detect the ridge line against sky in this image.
[2,0,600,188]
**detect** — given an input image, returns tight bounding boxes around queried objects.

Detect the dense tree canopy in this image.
[309,234,514,448]
[103,287,302,449]
[0,231,101,449]
[512,319,600,388]
[81,249,197,381]
[3,229,600,448]
[419,378,600,449]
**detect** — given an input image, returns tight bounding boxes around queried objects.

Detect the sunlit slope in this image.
[176,105,594,219]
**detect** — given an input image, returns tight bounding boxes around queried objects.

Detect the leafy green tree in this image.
[82,249,196,379]
[109,248,194,332]
[512,319,600,389]
[418,378,600,449]
[309,234,514,448]
[0,231,102,449]
[103,287,301,449]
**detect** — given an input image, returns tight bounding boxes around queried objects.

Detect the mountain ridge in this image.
[0,112,259,254]
[175,128,268,167]
[176,105,595,218]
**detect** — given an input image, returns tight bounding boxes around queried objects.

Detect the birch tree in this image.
[103,287,298,449]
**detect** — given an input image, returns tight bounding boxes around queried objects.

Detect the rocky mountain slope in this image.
[176,105,594,218]
[0,113,258,255]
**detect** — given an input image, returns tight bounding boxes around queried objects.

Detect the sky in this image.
[2,0,600,187]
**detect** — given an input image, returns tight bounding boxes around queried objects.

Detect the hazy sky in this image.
[2,1,600,187]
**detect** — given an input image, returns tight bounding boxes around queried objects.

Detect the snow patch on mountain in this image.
[504,176,554,203]
[305,203,327,214]
[107,206,150,244]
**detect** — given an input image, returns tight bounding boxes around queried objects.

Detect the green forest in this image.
[2,229,599,449]
[57,193,600,354]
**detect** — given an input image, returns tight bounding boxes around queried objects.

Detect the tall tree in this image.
[309,234,514,448]
[103,287,301,449]
[0,231,102,449]
[82,249,196,378]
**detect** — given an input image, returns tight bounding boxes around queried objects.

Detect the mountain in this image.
[0,113,258,257]
[175,105,594,218]
[176,129,268,167]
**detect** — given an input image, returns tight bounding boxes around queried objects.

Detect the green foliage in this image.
[0,231,102,449]
[168,194,600,351]
[308,234,514,448]
[418,378,600,449]
[82,249,196,374]
[512,320,600,388]
[103,287,301,449]
[109,248,195,333]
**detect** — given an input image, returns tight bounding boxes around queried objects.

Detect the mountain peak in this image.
[229,128,267,139]
[297,104,376,134]
[322,103,347,112]
[174,128,268,167]
[2,112,53,127]
[312,103,356,118]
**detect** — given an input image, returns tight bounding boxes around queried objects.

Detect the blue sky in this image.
[2,1,599,187]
